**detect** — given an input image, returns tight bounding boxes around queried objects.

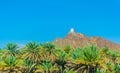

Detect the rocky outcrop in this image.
[53,29,120,51]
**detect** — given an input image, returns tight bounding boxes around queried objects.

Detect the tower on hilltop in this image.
[70,28,74,33]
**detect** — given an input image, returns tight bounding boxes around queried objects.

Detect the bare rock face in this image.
[53,28,120,51]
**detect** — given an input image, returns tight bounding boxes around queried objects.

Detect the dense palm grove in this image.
[0,42,120,73]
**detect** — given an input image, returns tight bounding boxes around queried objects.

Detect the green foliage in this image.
[114,64,120,73]
[83,45,100,62]
[107,50,120,58]
[40,42,55,51]
[40,60,52,71]
[54,49,67,60]
[96,68,106,73]
[23,58,33,67]
[0,42,119,73]
[5,43,18,52]
[26,42,40,51]
[4,43,19,57]
[4,56,17,67]
[24,42,41,65]
[63,45,73,53]
[69,48,83,60]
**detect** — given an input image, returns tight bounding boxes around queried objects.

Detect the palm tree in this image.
[100,47,110,62]
[23,42,41,73]
[40,42,56,62]
[69,48,83,60]
[40,42,55,54]
[3,43,19,58]
[107,50,120,64]
[0,41,120,73]
[0,43,19,72]
[40,60,53,73]
[54,48,67,73]
[63,45,73,54]
[3,56,17,73]
[67,48,87,73]
[82,45,103,73]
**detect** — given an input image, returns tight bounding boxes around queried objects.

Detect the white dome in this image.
[70,28,74,33]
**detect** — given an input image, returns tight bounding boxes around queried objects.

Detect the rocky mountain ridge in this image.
[53,28,120,51]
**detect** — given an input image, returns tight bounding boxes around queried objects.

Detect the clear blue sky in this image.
[0,0,120,48]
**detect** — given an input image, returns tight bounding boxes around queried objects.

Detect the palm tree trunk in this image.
[48,69,50,73]
[44,70,46,73]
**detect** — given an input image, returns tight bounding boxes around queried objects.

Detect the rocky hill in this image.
[53,28,120,51]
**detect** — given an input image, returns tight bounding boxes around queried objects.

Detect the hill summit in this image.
[53,28,120,51]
